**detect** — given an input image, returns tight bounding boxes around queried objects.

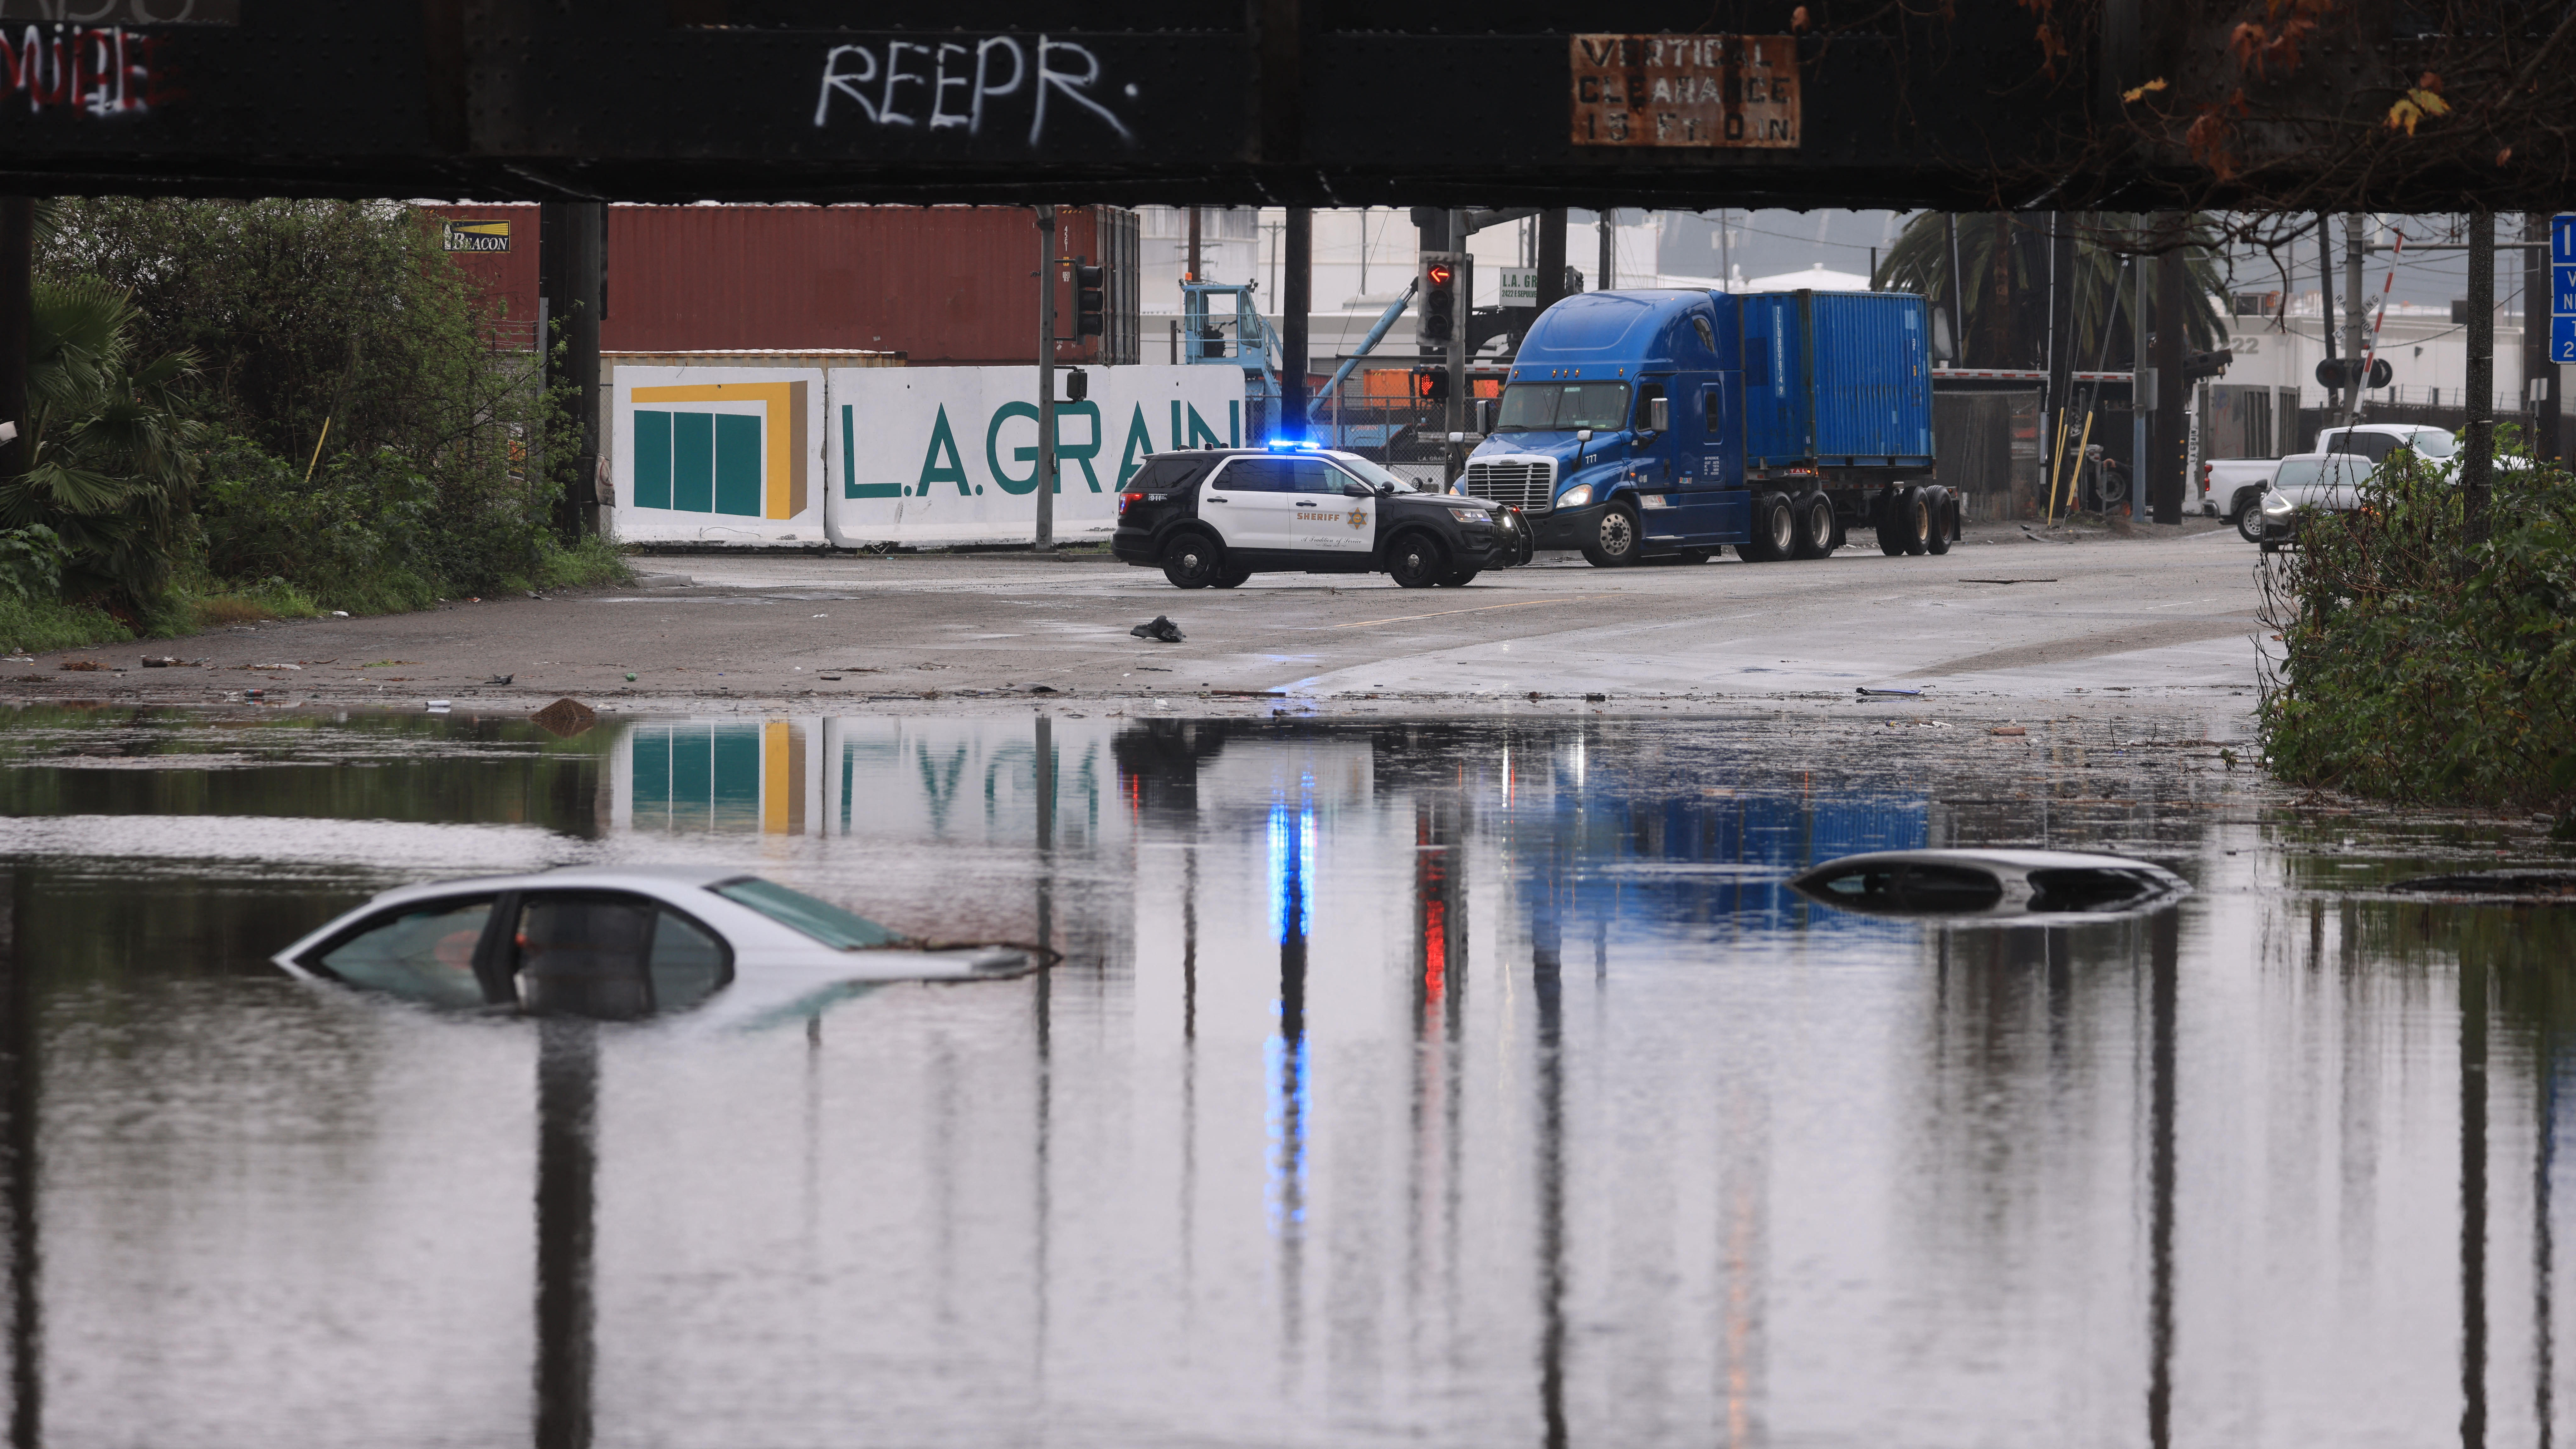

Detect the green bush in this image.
[2258,449,2576,816]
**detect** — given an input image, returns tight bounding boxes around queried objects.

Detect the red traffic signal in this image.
[1411,366,1451,402]
[1425,260,1454,289]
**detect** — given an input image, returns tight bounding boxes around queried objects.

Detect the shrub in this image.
[2257,449,2576,816]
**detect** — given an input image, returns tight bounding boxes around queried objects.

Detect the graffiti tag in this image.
[0,24,168,115]
[813,35,1133,147]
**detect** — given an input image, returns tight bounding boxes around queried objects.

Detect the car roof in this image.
[364,863,747,907]
[1143,447,1368,463]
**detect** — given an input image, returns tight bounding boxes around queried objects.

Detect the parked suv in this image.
[1111,444,1531,589]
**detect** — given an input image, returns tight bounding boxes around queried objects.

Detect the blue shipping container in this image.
[1739,290,1934,468]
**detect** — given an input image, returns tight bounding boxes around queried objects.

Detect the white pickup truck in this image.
[2202,424,2462,541]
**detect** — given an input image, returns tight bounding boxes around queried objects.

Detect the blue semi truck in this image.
[1460,287,1953,566]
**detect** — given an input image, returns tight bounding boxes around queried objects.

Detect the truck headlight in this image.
[1557,484,1594,508]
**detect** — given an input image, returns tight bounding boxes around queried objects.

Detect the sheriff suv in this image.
[1111,443,1530,590]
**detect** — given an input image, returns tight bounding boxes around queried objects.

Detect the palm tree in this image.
[1874,214,2226,372]
[0,276,200,604]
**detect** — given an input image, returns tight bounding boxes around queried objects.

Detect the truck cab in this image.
[1463,288,1947,566]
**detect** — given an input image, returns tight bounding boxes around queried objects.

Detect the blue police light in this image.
[1265,436,1321,451]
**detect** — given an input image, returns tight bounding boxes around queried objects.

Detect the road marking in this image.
[1328,595,1608,629]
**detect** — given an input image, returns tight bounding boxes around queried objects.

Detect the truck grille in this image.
[1463,457,1557,513]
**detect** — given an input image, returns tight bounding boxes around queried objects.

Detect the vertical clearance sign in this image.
[1569,34,1799,148]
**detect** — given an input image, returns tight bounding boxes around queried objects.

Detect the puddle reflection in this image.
[0,706,2562,1446]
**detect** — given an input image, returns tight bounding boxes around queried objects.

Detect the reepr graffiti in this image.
[812,34,1133,146]
[0,25,168,116]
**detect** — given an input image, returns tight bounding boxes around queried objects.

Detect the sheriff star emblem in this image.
[1349,508,1368,530]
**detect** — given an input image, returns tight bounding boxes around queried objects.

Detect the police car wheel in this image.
[1161,532,1224,589]
[1211,564,1252,589]
[1388,532,1449,588]
[1435,568,1480,587]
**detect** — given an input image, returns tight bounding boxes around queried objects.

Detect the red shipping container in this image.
[419,203,1139,365]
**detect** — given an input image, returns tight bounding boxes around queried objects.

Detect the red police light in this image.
[1425,261,1454,289]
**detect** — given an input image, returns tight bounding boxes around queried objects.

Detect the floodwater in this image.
[0,703,2565,1448]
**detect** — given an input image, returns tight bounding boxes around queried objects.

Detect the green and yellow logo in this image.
[630,382,809,519]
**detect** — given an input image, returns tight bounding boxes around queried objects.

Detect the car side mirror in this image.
[1646,396,1668,433]
[1376,482,1396,497]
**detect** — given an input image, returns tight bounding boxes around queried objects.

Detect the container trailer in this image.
[1461,287,1955,565]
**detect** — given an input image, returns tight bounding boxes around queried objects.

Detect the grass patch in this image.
[2258,450,2576,821]
[179,576,322,631]
[0,594,133,654]
[538,534,634,591]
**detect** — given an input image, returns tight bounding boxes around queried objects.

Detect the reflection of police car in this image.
[1112,442,1530,589]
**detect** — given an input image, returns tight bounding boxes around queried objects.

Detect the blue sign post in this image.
[2555,213,2576,365]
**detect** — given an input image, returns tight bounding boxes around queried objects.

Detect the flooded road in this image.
[0,704,2565,1447]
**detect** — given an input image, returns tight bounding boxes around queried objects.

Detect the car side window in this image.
[510,891,732,1019]
[1130,458,1208,494]
[313,895,497,1008]
[1283,459,1339,496]
[1703,385,1724,432]
[1213,459,1287,493]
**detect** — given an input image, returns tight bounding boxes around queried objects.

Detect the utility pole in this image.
[2463,209,2493,543]
[1282,207,1311,438]
[2133,245,2148,503]
[538,202,604,539]
[1597,208,1614,291]
[2044,211,2077,503]
[2524,212,2560,466]
[2344,213,2367,417]
[1535,208,1568,315]
[2317,213,2340,418]
[2152,220,2188,525]
[1447,208,1468,446]
[1035,205,1057,552]
[1185,206,1201,282]
[0,199,28,485]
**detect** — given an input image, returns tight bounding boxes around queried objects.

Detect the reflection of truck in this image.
[1460,288,1953,567]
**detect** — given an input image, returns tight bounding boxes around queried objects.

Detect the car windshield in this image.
[1329,453,1430,493]
[711,878,905,949]
[1496,381,1631,433]
[2274,458,2322,489]
[2403,428,2459,458]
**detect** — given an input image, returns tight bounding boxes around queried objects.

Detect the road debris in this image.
[1857,686,1922,698]
[139,656,181,668]
[1990,725,2028,736]
[486,674,514,685]
[530,697,598,738]
[1130,616,1185,643]
[59,660,104,672]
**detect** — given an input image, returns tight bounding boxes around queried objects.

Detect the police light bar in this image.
[1265,437,1321,451]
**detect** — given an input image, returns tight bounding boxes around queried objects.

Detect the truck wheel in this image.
[1898,485,1934,555]
[1389,531,1449,588]
[1581,504,1642,567]
[2235,494,2266,543]
[1742,492,1794,562]
[1924,488,1956,555]
[1161,531,1224,589]
[1435,568,1480,587]
[1874,496,1910,556]
[1790,491,1834,559]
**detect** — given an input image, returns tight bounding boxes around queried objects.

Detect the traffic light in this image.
[1073,260,1106,338]
[1419,253,1458,345]
[1411,366,1451,402]
[2310,355,2390,390]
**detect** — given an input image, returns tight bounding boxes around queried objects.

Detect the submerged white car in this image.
[1789,848,2188,920]
[273,865,1032,1024]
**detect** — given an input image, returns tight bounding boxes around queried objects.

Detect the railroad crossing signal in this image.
[2552,213,2575,364]
[1419,253,1459,345]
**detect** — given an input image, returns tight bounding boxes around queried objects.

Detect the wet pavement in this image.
[8,525,2271,720]
[0,702,2568,1447]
